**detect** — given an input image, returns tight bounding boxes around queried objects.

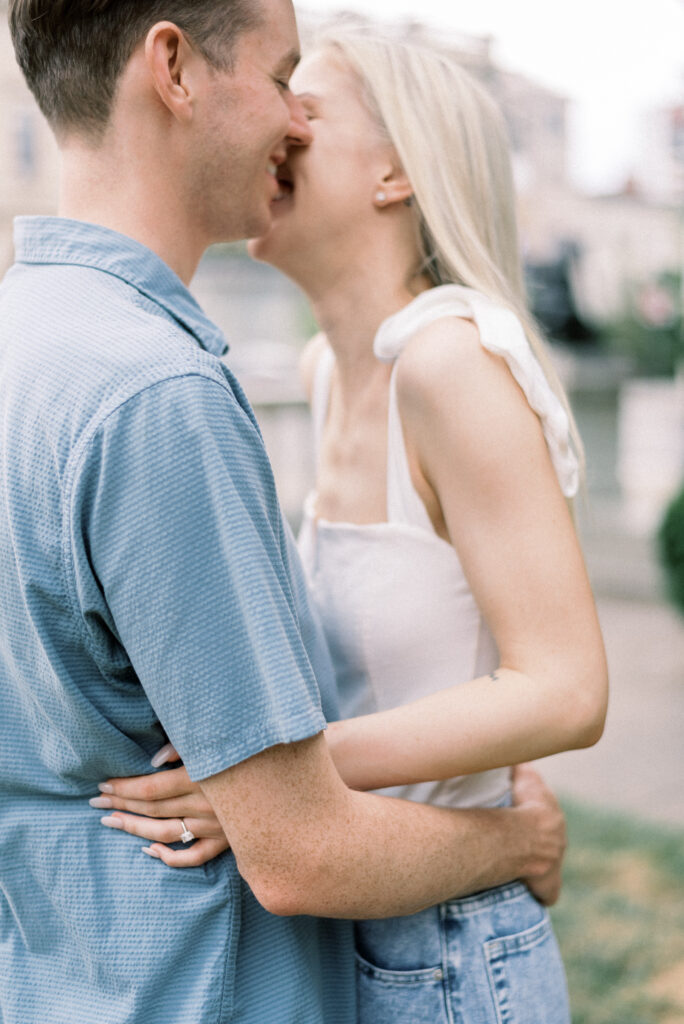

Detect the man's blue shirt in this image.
[0,217,355,1024]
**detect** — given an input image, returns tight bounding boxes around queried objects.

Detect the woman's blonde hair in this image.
[314,25,585,481]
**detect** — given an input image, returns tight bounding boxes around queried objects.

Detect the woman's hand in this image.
[90,746,229,867]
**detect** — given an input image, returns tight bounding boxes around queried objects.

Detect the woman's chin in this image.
[247,233,281,267]
[246,236,265,261]
[248,221,299,273]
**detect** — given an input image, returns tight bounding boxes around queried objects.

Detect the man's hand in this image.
[512,763,567,905]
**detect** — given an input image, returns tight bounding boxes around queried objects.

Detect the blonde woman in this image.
[95,28,607,1022]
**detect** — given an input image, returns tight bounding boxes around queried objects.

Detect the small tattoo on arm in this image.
[489,671,500,682]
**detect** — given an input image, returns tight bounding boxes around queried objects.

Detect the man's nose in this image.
[285,92,313,147]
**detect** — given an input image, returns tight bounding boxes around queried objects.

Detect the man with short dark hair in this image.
[9,0,260,138]
[0,2,566,1021]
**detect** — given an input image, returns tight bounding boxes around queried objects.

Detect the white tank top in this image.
[297,285,579,809]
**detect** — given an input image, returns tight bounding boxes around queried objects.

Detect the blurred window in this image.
[547,111,564,137]
[15,111,37,179]
[505,113,522,152]
[671,107,684,162]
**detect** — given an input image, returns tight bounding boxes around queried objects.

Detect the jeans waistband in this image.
[443,880,530,918]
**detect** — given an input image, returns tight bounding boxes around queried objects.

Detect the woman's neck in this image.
[310,264,431,398]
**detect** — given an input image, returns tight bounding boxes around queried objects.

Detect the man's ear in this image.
[144,21,198,124]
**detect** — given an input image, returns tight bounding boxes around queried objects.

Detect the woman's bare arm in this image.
[326,316,608,792]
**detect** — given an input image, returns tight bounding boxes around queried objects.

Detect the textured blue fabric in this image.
[0,217,355,1024]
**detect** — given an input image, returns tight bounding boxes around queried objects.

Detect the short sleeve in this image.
[280,520,341,724]
[69,374,326,780]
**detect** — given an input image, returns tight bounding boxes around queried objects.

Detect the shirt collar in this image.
[13,216,228,357]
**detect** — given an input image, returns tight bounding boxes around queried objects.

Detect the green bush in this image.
[658,483,684,615]
[599,271,682,378]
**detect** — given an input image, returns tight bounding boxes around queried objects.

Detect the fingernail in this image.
[98,783,114,794]
[100,816,123,829]
[142,846,161,859]
[89,796,112,809]
[151,743,175,768]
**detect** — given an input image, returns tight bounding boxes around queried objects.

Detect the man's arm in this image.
[96,743,564,909]
[201,736,565,918]
[80,374,564,915]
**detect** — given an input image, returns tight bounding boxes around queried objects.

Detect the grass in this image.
[551,800,684,1024]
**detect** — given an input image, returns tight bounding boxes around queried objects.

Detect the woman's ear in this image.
[373,163,414,208]
[144,21,197,124]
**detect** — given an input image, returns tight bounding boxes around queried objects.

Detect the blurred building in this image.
[635,101,684,206]
[498,69,568,190]
[0,0,59,274]
[519,186,681,325]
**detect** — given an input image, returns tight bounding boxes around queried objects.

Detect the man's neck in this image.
[58,143,205,285]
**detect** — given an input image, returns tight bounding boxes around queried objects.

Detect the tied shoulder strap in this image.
[374,286,579,499]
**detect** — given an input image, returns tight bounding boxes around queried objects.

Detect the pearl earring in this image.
[375,190,387,203]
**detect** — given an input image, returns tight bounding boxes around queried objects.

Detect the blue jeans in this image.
[355,881,570,1023]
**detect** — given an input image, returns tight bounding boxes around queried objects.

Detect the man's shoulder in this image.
[0,260,242,468]
[4,261,207,360]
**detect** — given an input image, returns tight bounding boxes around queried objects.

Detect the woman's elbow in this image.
[568,660,609,748]
[574,704,607,749]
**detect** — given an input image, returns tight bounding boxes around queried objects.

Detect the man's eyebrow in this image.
[277,48,301,74]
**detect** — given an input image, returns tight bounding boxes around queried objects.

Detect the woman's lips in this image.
[274,179,294,201]
[270,166,295,202]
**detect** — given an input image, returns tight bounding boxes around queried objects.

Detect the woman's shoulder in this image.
[390,291,580,499]
[394,312,562,509]
[394,314,513,418]
[299,332,330,403]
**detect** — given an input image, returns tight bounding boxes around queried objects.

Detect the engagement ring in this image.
[178,819,195,844]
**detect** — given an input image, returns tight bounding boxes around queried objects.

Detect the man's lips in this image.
[273,166,295,202]
[267,161,294,201]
